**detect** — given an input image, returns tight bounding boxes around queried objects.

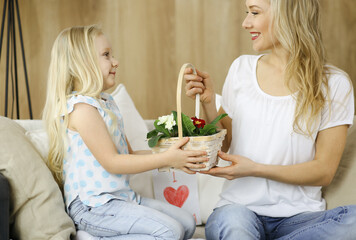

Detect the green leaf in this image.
[172,111,177,122]
[172,111,196,136]
[199,124,217,136]
[146,129,159,139]
[182,113,196,136]
[154,119,171,137]
[210,113,228,126]
[148,134,165,148]
[207,126,218,135]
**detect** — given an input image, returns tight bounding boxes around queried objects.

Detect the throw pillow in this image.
[15,119,43,132]
[15,120,49,160]
[0,117,75,239]
[25,129,49,161]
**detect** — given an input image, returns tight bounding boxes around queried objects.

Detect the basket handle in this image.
[176,63,200,139]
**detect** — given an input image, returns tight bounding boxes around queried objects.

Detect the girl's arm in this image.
[68,103,208,175]
[184,68,232,151]
[203,125,348,186]
[131,150,152,155]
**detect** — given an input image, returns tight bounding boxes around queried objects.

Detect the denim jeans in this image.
[68,196,195,240]
[205,203,356,240]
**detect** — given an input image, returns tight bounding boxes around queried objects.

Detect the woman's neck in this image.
[256,47,297,96]
[266,47,289,70]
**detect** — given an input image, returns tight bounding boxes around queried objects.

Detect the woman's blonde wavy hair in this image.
[269,0,332,136]
[42,25,104,186]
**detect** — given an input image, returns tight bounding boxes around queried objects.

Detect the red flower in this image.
[191,117,206,128]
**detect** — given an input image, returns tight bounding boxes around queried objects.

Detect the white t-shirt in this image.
[217,54,354,217]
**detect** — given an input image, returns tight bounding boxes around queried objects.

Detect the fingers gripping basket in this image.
[151,63,227,171]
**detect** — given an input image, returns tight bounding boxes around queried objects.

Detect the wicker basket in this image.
[151,63,227,171]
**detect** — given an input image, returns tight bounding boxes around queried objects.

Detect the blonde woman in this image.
[43,25,208,239]
[185,0,355,239]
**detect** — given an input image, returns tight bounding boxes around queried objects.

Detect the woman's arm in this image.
[216,107,232,152]
[184,68,233,151]
[204,125,349,186]
[68,103,208,175]
[185,68,217,122]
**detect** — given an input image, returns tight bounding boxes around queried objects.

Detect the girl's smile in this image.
[95,34,119,91]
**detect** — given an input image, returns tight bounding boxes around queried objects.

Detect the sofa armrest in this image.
[0,172,10,240]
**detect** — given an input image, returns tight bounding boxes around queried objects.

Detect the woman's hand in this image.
[184,67,215,104]
[164,137,209,174]
[200,151,257,180]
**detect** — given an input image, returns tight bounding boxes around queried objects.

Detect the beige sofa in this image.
[0,84,355,239]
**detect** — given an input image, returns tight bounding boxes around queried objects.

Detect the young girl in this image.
[185,0,356,239]
[42,25,208,240]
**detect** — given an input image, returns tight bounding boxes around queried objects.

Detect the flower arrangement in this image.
[147,111,227,148]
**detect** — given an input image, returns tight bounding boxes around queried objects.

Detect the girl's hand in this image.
[200,151,257,180]
[164,137,209,174]
[184,68,215,104]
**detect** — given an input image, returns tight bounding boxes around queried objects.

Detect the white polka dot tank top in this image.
[63,93,140,208]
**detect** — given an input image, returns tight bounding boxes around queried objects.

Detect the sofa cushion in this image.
[111,84,156,199]
[111,84,150,151]
[0,116,75,239]
[323,117,356,208]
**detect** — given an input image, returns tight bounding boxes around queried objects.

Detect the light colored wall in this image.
[1,0,355,119]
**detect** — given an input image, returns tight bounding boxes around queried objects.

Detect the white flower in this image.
[157,114,176,131]
[157,115,168,125]
[165,115,176,130]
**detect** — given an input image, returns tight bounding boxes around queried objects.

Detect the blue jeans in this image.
[68,196,195,240]
[205,203,356,240]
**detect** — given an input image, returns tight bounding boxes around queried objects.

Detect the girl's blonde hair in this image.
[42,25,103,186]
[269,0,331,136]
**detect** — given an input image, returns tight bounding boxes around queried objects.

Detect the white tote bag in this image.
[152,169,202,225]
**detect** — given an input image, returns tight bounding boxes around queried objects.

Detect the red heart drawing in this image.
[163,185,189,208]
